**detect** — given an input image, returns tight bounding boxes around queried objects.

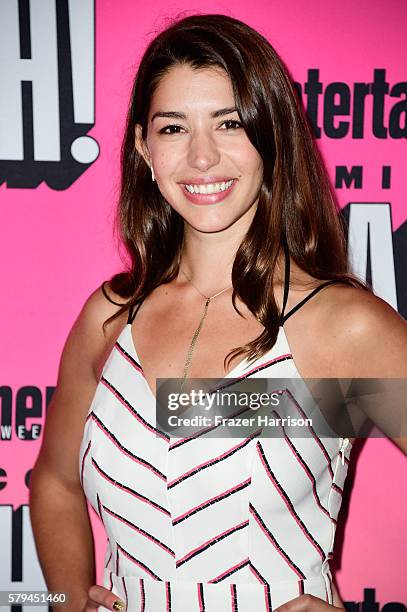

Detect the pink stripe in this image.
[168,433,259,488]
[101,378,168,442]
[92,459,169,515]
[91,415,166,480]
[169,404,256,449]
[249,506,304,579]
[209,558,249,583]
[169,421,220,449]
[242,353,292,377]
[256,443,324,559]
[285,390,334,477]
[165,582,170,611]
[115,342,143,374]
[119,547,159,580]
[230,584,237,612]
[248,563,266,584]
[173,477,251,523]
[102,506,175,556]
[121,577,128,611]
[178,520,249,565]
[276,416,331,520]
[264,585,272,612]
[80,440,91,486]
[105,550,112,569]
[197,583,204,611]
[139,579,145,612]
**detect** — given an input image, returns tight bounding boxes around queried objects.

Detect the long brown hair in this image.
[104,12,370,370]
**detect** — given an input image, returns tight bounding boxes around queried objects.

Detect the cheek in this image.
[151,152,176,179]
[229,144,262,176]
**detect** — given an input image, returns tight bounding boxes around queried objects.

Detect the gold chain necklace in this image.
[179,268,232,388]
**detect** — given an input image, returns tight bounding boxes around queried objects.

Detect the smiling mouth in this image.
[182,179,236,195]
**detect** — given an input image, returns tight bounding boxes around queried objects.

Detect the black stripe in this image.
[285,389,334,478]
[172,479,251,525]
[169,404,263,450]
[213,356,293,394]
[168,433,258,489]
[90,412,166,479]
[121,577,128,611]
[250,503,306,579]
[176,521,248,567]
[80,440,91,487]
[248,560,268,585]
[101,375,170,441]
[231,583,238,611]
[105,550,112,569]
[265,583,272,611]
[257,441,325,559]
[275,415,330,518]
[96,492,103,522]
[211,559,250,583]
[92,457,170,516]
[116,340,143,370]
[198,583,205,611]
[117,543,162,581]
[101,504,174,556]
[140,578,145,612]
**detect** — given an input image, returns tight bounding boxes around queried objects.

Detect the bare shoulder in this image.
[68,281,129,378]
[319,284,407,376]
[30,282,131,489]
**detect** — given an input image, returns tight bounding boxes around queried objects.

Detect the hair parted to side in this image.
[104,12,371,370]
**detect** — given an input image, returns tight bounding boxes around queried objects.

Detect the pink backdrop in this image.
[0,0,406,608]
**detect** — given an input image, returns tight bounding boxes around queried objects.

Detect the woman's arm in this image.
[325,288,407,452]
[29,284,127,611]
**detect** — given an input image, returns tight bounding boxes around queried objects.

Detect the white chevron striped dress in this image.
[79,252,352,611]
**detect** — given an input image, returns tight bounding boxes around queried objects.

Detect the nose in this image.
[187,130,221,172]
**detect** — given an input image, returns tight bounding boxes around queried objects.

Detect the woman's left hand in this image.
[274,595,345,612]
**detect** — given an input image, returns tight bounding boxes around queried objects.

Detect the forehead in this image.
[150,64,235,113]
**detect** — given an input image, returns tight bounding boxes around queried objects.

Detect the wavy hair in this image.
[104,12,370,370]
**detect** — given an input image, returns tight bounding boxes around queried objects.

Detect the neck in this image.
[178,209,255,292]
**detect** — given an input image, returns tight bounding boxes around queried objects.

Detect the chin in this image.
[184,212,244,234]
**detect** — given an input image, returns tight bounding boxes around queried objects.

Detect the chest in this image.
[130,299,266,393]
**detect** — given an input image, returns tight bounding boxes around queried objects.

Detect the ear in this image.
[134,124,151,167]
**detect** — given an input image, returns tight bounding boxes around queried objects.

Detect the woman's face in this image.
[135,64,263,233]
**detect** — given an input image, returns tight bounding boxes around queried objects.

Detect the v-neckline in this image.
[126,322,289,402]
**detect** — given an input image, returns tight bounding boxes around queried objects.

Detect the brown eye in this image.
[159,125,184,134]
[220,120,242,130]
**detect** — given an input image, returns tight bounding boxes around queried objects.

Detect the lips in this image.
[179,176,236,185]
[180,178,237,205]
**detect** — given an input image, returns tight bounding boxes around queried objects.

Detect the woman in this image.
[29,13,407,612]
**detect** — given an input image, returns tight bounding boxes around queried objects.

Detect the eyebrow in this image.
[151,107,239,122]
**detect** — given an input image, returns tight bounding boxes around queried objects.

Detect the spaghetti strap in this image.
[127,298,144,325]
[281,279,346,325]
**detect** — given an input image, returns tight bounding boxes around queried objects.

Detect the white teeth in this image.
[184,179,234,194]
